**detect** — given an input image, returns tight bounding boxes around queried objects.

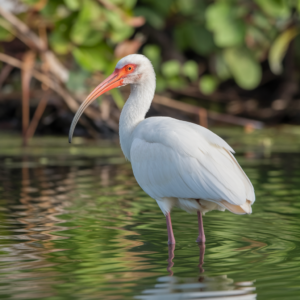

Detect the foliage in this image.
[43,0,134,74]
[136,0,300,94]
[1,0,300,97]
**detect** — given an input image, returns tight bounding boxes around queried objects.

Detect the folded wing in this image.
[130,117,255,210]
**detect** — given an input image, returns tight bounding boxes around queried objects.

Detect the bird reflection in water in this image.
[167,243,205,276]
[135,242,256,300]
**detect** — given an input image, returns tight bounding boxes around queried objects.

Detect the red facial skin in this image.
[87,64,137,101]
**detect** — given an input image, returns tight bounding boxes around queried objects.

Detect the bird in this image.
[69,54,255,244]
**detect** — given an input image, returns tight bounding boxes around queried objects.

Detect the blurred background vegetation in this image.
[0,0,300,142]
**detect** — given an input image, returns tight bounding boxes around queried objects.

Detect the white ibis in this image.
[69,54,255,244]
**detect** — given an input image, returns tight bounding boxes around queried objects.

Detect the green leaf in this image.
[64,0,81,11]
[72,44,112,71]
[106,10,125,30]
[161,60,181,78]
[105,9,133,42]
[190,25,215,55]
[141,0,173,17]
[41,1,60,16]
[214,53,231,80]
[255,0,290,18]
[174,22,215,55]
[167,76,186,89]
[176,0,202,16]
[175,23,214,55]
[199,75,218,95]
[110,26,133,43]
[78,0,103,23]
[143,44,161,70]
[69,1,104,45]
[182,60,198,81]
[70,22,103,46]
[80,31,103,47]
[173,24,189,51]
[70,22,90,45]
[206,2,245,47]
[123,0,137,9]
[134,7,164,29]
[49,31,72,54]
[269,27,298,75]
[224,47,262,90]
[156,75,167,92]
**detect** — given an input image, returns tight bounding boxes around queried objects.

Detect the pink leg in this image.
[167,244,175,276]
[166,212,175,244]
[196,211,206,243]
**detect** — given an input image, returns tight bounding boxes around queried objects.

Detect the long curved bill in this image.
[69,69,123,143]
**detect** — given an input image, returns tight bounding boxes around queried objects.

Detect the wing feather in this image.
[130,117,255,206]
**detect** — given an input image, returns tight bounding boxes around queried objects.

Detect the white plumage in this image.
[130,117,255,215]
[69,54,255,244]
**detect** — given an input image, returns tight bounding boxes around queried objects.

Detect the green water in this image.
[0,128,300,299]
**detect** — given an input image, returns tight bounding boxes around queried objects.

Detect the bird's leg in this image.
[196,211,206,243]
[166,212,175,244]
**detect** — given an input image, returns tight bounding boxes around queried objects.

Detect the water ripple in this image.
[0,153,299,299]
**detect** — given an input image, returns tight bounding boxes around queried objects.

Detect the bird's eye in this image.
[126,65,134,72]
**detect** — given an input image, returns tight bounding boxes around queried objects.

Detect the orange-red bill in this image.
[69,69,123,143]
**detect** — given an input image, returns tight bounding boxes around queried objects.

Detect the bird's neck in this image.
[119,79,155,160]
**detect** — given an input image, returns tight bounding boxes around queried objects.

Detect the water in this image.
[0,130,300,300]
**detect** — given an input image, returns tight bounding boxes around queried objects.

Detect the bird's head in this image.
[115,54,154,85]
[68,54,154,143]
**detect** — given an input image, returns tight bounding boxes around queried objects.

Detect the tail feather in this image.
[221,199,252,215]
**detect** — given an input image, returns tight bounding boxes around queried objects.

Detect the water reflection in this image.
[167,243,205,276]
[0,151,299,299]
[136,275,256,300]
[137,243,256,300]
[0,159,70,299]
